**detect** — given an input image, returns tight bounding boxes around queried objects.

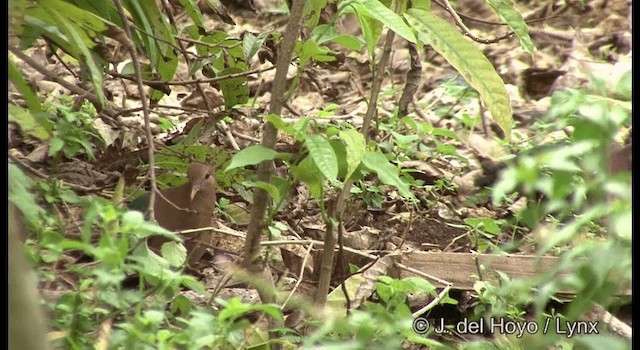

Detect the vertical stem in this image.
[243,0,306,303]
[113,0,158,222]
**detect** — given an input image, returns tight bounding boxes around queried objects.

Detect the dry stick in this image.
[280,243,315,310]
[109,65,275,86]
[8,154,102,193]
[431,0,562,26]
[113,0,158,223]
[397,42,422,117]
[158,0,239,152]
[412,285,452,318]
[243,0,306,305]
[314,5,400,308]
[438,0,513,44]
[8,46,121,125]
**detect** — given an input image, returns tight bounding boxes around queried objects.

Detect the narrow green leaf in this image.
[52,9,106,106]
[486,0,535,53]
[352,0,417,44]
[305,134,339,181]
[362,151,415,200]
[178,0,204,28]
[125,0,158,65]
[9,59,42,113]
[406,9,512,140]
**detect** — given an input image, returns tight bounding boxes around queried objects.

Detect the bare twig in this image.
[281,243,314,310]
[412,285,452,317]
[109,65,275,86]
[113,0,158,223]
[438,0,514,44]
[8,46,121,125]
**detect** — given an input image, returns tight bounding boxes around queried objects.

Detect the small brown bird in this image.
[129,162,216,268]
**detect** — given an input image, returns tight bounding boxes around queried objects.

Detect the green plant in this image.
[302,276,446,349]
[38,96,104,161]
[480,65,631,347]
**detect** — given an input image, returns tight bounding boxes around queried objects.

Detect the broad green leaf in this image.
[242,31,266,62]
[218,66,250,108]
[329,138,348,179]
[49,137,65,157]
[8,105,51,141]
[486,0,535,53]
[351,0,417,44]
[291,156,324,200]
[339,129,366,179]
[302,0,334,29]
[265,114,296,136]
[298,39,336,69]
[305,134,339,181]
[161,241,187,267]
[8,163,45,227]
[225,145,286,171]
[406,9,512,140]
[244,180,282,204]
[312,24,364,51]
[362,151,415,200]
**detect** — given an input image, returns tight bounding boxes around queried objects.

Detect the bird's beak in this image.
[190,183,201,202]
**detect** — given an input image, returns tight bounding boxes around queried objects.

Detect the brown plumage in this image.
[130,162,216,268]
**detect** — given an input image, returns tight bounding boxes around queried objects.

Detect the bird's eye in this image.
[204,173,211,180]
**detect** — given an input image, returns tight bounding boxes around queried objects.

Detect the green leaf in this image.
[340,0,382,57]
[244,180,283,205]
[8,163,45,227]
[298,39,336,69]
[52,11,106,107]
[406,9,512,140]
[486,0,535,53]
[351,0,417,44]
[49,137,65,156]
[302,0,333,29]
[161,241,187,267]
[362,151,416,200]
[242,31,267,62]
[9,59,42,113]
[291,156,324,200]
[225,145,288,171]
[312,24,365,50]
[339,129,366,179]
[305,134,339,181]
[265,114,296,136]
[8,105,51,141]
[218,66,250,108]
[177,0,204,28]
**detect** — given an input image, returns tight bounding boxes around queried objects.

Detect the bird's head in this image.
[187,163,216,202]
